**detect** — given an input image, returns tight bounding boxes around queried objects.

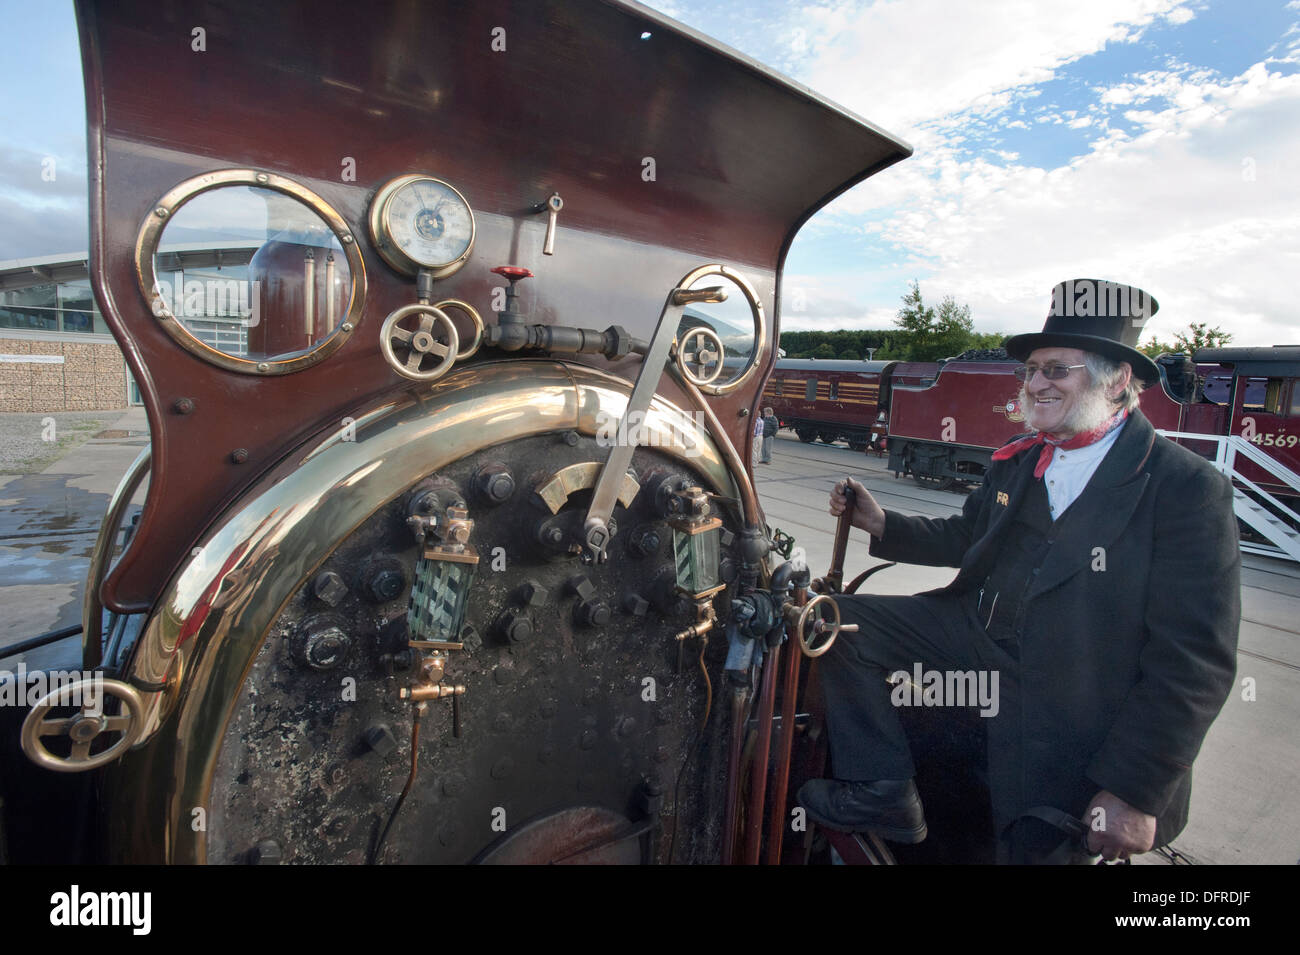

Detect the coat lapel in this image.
[1028,411,1156,599]
[951,450,1039,589]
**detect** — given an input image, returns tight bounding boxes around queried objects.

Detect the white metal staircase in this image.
[1158,431,1300,562]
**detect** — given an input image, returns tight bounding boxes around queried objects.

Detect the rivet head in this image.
[340,234,354,244]
[154,207,169,218]
[173,397,195,415]
[230,448,249,464]
[341,322,353,332]
[256,362,270,372]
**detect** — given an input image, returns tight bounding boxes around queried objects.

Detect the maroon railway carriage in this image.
[886,354,1196,489]
[1192,346,1300,499]
[762,358,891,450]
[766,345,1300,505]
[886,348,1300,497]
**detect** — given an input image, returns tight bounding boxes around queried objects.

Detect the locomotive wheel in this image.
[796,428,817,444]
[848,437,868,453]
[818,432,838,445]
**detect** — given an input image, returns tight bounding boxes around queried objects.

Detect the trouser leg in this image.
[819,592,1016,781]
[760,435,773,462]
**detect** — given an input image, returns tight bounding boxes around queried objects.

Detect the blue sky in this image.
[3,0,1299,346]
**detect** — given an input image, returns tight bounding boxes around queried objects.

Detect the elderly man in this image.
[797,280,1240,863]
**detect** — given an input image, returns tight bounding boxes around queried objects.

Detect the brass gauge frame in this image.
[134,168,367,376]
[368,174,477,278]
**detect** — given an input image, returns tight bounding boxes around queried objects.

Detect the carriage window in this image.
[772,379,782,397]
[1289,384,1300,417]
[805,380,817,401]
[829,381,839,400]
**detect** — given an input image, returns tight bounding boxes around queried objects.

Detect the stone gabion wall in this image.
[0,338,127,412]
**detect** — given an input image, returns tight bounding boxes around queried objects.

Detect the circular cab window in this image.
[136,170,367,375]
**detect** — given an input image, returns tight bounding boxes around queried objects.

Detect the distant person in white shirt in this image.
[759,407,779,464]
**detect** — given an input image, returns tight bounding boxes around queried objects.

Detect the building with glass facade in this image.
[0,252,133,412]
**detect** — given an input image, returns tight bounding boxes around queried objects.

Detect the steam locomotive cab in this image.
[0,0,914,864]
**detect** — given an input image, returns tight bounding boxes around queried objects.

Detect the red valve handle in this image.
[491,266,533,280]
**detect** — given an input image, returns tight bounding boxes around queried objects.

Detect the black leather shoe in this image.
[796,777,928,843]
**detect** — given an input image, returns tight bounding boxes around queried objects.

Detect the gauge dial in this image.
[369,175,476,278]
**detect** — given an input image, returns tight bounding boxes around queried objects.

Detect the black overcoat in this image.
[868,410,1241,845]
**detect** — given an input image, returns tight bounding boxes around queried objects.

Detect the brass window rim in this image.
[134,168,368,375]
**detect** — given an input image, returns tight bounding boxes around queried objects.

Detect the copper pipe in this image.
[765,583,808,865]
[720,686,751,864]
[743,639,781,865]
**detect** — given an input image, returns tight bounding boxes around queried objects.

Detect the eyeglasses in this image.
[1014,363,1086,382]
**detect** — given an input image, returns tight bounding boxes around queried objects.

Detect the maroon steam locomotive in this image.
[765,348,1300,497]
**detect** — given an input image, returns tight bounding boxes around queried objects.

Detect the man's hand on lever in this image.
[829,477,886,539]
[1084,789,1156,861]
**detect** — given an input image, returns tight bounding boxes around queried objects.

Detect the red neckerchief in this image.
[991,409,1128,479]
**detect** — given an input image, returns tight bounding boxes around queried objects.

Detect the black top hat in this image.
[1004,279,1161,386]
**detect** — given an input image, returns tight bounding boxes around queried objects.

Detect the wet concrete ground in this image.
[0,407,149,659]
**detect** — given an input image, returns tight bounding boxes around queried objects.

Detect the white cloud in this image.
[835,63,1300,345]
[770,0,1198,132]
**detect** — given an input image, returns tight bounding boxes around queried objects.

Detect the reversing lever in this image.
[579,281,727,564]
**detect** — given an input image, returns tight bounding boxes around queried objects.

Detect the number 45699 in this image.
[1251,432,1297,447]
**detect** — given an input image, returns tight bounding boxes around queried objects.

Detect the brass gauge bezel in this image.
[134,168,367,376]
[368,174,477,278]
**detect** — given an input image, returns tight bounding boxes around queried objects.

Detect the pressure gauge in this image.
[368,174,476,278]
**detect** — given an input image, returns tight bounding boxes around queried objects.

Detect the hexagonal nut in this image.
[605,324,632,358]
[366,566,407,604]
[566,575,595,601]
[518,579,549,607]
[574,600,611,629]
[497,609,533,644]
[311,570,348,607]
[475,464,516,505]
[630,526,662,558]
[249,840,282,865]
[623,594,649,617]
[364,724,398,757]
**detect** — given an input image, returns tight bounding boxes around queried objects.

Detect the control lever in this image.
[579,280,727,564]
[538,193,563,255]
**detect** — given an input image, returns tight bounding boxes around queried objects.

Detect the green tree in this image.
[1173,322,1233,355]
[930,295,974,359]
[894,280,934,358]
[1138,323,1233,358]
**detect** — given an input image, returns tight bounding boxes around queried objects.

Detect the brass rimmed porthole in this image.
[135,169,367,375]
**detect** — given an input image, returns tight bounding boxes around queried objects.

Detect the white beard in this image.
[1019,383,1117,436]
